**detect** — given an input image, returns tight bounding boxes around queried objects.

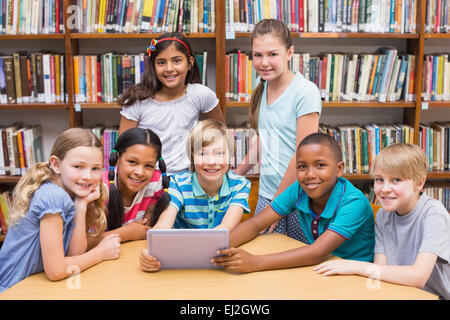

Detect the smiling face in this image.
[296,143,344,212]
[251,33,293,83]
[116,144,158,198]
[154,43,194,93]
[373,169,423,215]
[193,135,230,191]
[50,146,103,198]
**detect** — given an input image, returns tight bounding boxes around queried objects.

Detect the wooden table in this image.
[0,233,437,300]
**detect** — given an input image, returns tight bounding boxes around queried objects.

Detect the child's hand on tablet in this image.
[139,248,162,272]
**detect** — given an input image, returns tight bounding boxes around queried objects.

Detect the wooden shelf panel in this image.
[0,103,69,110]
[0,234,5,242]
[0,34,65,40]
[424,33,450,39]
[421,101,450,108]
[232,32,419,39]
[70,33,216,39]
[226,101,416,108]
[0,176,20,183]
[77,102,121,109]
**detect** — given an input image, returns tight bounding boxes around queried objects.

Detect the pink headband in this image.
[146,38,191,57]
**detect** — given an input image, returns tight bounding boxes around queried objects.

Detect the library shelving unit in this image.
[1,0,450,239]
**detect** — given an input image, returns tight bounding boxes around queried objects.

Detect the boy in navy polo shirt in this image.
[213,132,375,273]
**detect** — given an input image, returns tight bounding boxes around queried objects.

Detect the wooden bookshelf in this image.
[0,2,449,187]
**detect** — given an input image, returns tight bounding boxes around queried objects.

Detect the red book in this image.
[97,57,102,102]
[55,0,60,33]
[298,0,304,32]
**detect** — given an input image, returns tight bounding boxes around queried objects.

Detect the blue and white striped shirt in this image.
[168,171,251,229]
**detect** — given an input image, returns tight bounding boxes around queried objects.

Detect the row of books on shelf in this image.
[319,123,416,174]
[320,121,450,175]
[226,0,417,33]
[0,124,44,176]
[0,53,67,104]
[422,54,450,101]
[1,121,449,178]
[418,122,450,172]
[423,181,450,211]
[73,51,208,103]
[0,0,64,35]
[226,48,416,103]
[73,0,215,34]
[425,0,450,33]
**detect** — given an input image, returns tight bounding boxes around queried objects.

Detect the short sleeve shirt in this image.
[271,177,375,262]
[120,84,219,174]
[374,193,450,300]
[258,72,322,199]
[168,171,251,229]
[0,183,75,293]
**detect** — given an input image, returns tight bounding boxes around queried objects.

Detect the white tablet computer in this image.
[147,229,229,269]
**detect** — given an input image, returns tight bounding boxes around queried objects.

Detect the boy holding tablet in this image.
[212,133,375,273]
[140,119,251,271]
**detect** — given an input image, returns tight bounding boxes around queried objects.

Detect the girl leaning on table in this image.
[87,127,170,248]
[0,128,120,293]
[139,119,251,272]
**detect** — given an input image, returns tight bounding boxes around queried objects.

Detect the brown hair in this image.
[249,19,293,131]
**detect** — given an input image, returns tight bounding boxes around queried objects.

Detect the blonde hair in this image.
[186,119,235,172]
[249,19,293,131]
[10,128,107,236]
[370,143,428,182]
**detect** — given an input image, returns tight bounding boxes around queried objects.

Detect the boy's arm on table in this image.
[214,205,244,232]
[314,252,438,288]
[213,205,347,273]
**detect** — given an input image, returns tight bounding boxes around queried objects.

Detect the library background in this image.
[1,0,450,242]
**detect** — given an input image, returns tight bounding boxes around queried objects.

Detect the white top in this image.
[120,83,219,174]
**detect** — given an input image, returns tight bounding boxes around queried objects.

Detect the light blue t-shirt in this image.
[169,171,251,229]
[258,72,322,200]
[0,183,76,293]
[271,177,375,262]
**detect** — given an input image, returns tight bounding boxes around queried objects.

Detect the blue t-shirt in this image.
[169,171,251,229]
[0,183,75,293]
[258,72,322,199]
[271,177,375,262]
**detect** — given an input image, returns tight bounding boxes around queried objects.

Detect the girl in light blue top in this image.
[235,19,322,241]
[0,128,120,293]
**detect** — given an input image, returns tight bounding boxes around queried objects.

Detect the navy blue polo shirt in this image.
[271,177,375,261]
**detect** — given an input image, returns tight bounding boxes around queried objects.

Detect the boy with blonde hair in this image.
[315,143,450,300]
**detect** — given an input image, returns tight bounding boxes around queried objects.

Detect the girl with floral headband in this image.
[87,128,170,248]
[118,32,225,175]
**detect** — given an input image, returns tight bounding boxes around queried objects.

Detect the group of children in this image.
[0,19,448,300]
